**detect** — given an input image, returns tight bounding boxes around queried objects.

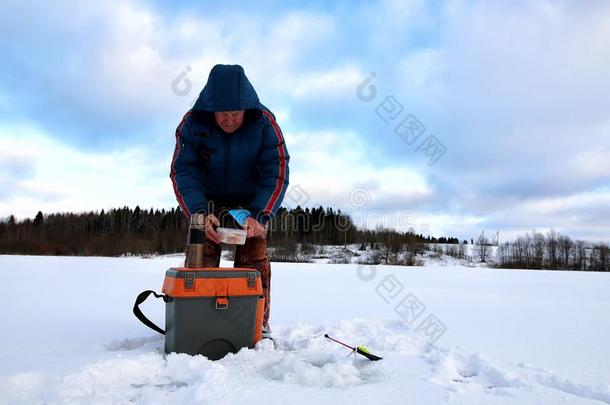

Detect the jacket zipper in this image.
[223,134,231,192]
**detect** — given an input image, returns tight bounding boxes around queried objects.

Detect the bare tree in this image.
[533,232,545,268]
[558,235,573,269]
[546,230,559,269]
[458,242,466,260]
[575,240,587,271]
[591,244,609,272]
[478,235,491,263]
[523,233,532,267]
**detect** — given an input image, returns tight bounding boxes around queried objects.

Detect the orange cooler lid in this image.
[162,267,263,298]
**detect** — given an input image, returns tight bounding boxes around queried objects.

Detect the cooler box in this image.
[133,267,265,361]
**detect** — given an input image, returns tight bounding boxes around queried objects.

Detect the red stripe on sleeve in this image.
[170,111,192,217]
[261,110,287,214]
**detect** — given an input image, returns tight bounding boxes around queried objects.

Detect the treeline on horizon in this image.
[1,206,606,272]
[0,205,459,257]
[495,230,608,272]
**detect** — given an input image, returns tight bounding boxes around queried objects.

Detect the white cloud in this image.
[569,146,610,179]
[283,127,433,214]
[278,126,494,237]
[439,1,610,124]
[1,0,345,139]
[291,66,365,99]
[398,49,445,99]
[0,123,176,219]
[517,189,610,218]
[379,0,425,23]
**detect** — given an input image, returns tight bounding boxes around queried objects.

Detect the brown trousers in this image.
[198,228,272,328]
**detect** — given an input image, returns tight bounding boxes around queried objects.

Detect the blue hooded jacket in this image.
[170,64,290,225]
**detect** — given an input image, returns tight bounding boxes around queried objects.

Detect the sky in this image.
[1,0,609,242]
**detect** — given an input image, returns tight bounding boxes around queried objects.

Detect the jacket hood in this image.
[192,64,263,112]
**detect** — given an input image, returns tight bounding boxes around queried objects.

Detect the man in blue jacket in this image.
[170,64,290,334]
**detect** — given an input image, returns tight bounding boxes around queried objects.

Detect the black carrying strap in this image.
[133,290,168,335]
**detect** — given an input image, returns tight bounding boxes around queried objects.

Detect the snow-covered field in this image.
[0,255,608,404]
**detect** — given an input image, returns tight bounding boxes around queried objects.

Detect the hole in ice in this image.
[129,381,188,390]
[261,351,382,388]
[104,335,163,351]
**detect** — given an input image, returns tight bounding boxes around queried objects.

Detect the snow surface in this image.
[0,254,608,404]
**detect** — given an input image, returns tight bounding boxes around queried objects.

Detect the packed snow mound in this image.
[2,319,609,405]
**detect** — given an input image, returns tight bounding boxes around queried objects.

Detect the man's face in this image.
[214,110,245,134]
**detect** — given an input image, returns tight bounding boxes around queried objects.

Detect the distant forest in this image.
[0,206,460,256]
[496,230,608,272]
[1,206,606,271]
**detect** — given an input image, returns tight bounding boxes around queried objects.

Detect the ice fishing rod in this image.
[324,334,383,361]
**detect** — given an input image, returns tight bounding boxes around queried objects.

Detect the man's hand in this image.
[243,217,267,238]
[204,213,221,244]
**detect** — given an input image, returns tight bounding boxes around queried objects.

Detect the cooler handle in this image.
[133,290,168,335]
